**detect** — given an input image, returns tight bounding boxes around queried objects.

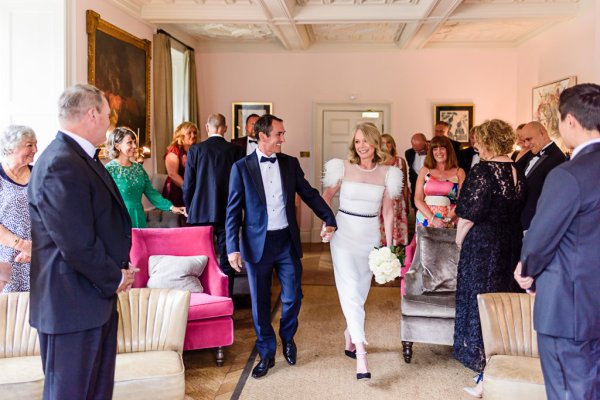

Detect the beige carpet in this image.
[237,285,475,400]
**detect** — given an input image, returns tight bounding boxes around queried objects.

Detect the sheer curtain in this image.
[153,33,173,174]
[184,48,199,126]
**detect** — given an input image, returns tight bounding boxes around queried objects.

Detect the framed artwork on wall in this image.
[532,76,577,144]
[231,102,272,140]
[434,104,474,143]
[86,10,152,151]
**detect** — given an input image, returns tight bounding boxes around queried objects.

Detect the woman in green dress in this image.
[106,127,186,228]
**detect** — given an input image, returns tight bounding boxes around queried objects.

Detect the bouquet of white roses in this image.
[368,246,403,284]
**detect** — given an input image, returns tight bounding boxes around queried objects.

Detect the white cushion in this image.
[147,255,207,293]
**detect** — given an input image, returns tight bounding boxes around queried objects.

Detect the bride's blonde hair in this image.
[348,122,389,165]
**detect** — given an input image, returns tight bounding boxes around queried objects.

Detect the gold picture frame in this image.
[231,102,273,140]
[532,76,577,144]
[86,10,152,150]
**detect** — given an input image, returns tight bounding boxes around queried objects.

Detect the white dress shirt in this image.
[247,138,258,155]
[60,129,96,159]
[571,138,600,159]
[256,149,288,231]
[525,142,553,176]
[412,152,426,173]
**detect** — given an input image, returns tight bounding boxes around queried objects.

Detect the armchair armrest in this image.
[0,292,39,358]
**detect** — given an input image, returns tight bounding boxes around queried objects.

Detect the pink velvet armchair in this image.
[130,227,234,366]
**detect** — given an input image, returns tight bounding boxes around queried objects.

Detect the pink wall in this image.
[516,0,598,124]
[197,49,517,181]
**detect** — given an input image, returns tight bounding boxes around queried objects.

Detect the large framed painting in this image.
[434,104,474,143]
[86,10,151,149]
[232,102,272,140]
[532,76,577,143]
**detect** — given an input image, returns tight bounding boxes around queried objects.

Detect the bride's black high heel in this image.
[344,329,356,359]
[356,351,371,380]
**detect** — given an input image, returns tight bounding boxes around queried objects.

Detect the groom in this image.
[226,114,336,378]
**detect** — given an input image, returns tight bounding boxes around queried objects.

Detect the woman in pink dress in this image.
[414,136,465,228]
[162,122,198,210]
[379,134,410,246]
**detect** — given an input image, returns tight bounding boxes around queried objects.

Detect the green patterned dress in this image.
[105,160,173,228]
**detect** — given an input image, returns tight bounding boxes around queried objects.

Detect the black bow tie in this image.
[417,151,426,156]
[93,148,101,162]
[248,139,258,144]
[260,156,276,163]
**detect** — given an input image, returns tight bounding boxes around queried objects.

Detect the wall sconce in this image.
[362,110,380,118]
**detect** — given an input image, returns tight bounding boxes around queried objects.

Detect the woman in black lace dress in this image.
[453,119,525,397]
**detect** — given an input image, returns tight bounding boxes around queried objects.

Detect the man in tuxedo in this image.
[184,113,244,297]
[434,121,462,159]
[458,128,480,175]
[517,121,566,231]
[405,133,427,209]
[28,84,135,399]
[226,114,336,378]
[515,83,600,400]
[232,113,260,155]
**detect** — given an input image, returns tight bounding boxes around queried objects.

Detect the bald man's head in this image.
[522,121,551,155]
[411,133,427,152]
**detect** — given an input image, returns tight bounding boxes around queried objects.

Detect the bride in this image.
[322,122,402,379]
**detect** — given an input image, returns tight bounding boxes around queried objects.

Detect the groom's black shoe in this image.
[251,357,275,379]
[282,340,297,365]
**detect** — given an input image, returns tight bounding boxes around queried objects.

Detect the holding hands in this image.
[117,264,140,293]
[320,224,336,243]
[170,206,187,217]
[14,238,32,263]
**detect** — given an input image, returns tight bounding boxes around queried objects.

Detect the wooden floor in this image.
[182,243,337,400]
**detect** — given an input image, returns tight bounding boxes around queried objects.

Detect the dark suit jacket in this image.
[226,152,336,264]
[28,132,132,334]
[458,146,478,175]
[517,142,566,230]
[521,142,600,340]
[449,138,462,160]
[183,136,244,225]
[405,148,424,208]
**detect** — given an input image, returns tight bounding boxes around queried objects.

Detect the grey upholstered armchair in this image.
[400,226,459,363]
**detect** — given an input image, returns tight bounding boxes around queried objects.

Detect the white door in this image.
[322,110,384,212]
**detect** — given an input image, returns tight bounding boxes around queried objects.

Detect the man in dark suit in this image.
[516,121,566,231]
[404,132,427,209]
[184,113,244,297]
[226,114,336,378]
[515,83,600,400]
[232,113,260,155]
[28,84,135,399]
[434,121,462,159]
[458,128,480,175]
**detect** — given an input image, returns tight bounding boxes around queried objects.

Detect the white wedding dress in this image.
[323,159,402,344]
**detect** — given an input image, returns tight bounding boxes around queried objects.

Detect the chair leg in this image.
[215,346,225,367]
[402,341,413,363]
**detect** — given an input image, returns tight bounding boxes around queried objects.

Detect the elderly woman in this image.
[106,127,185,228]
[162,121,198,210]
[379,133,410,246]
[414,135,465,228]
[453,119,525,397]
[0,125,37,292]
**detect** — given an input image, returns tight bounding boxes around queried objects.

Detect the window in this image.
[171,44,187,128]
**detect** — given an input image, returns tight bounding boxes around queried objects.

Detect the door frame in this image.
[309,102,392,242]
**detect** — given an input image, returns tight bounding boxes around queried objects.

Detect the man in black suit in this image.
[232,113,260,155]
[515,83,600,400]
[28,84,135,399]
[226,114,336,378]
[404,132,427,209]
[183,113,244,297]
[516,121,566,231]
[434,121,462,159]
[458,128,480,175]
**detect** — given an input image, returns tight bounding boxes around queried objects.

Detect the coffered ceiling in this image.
[109,0,582,51]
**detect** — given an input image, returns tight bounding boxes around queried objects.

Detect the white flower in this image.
[368,247,401,284]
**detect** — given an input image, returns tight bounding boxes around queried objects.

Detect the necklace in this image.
[2,161,29,184]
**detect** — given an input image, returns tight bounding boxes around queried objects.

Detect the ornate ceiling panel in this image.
[109,0,582,50]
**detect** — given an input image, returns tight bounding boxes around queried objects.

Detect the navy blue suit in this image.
[226,152,336,358]
[28,132,131,399]
[183,135,244,296]
[521,142,600,399]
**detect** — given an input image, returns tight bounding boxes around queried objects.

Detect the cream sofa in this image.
[0,288,190,400]
[478,292,546,399]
